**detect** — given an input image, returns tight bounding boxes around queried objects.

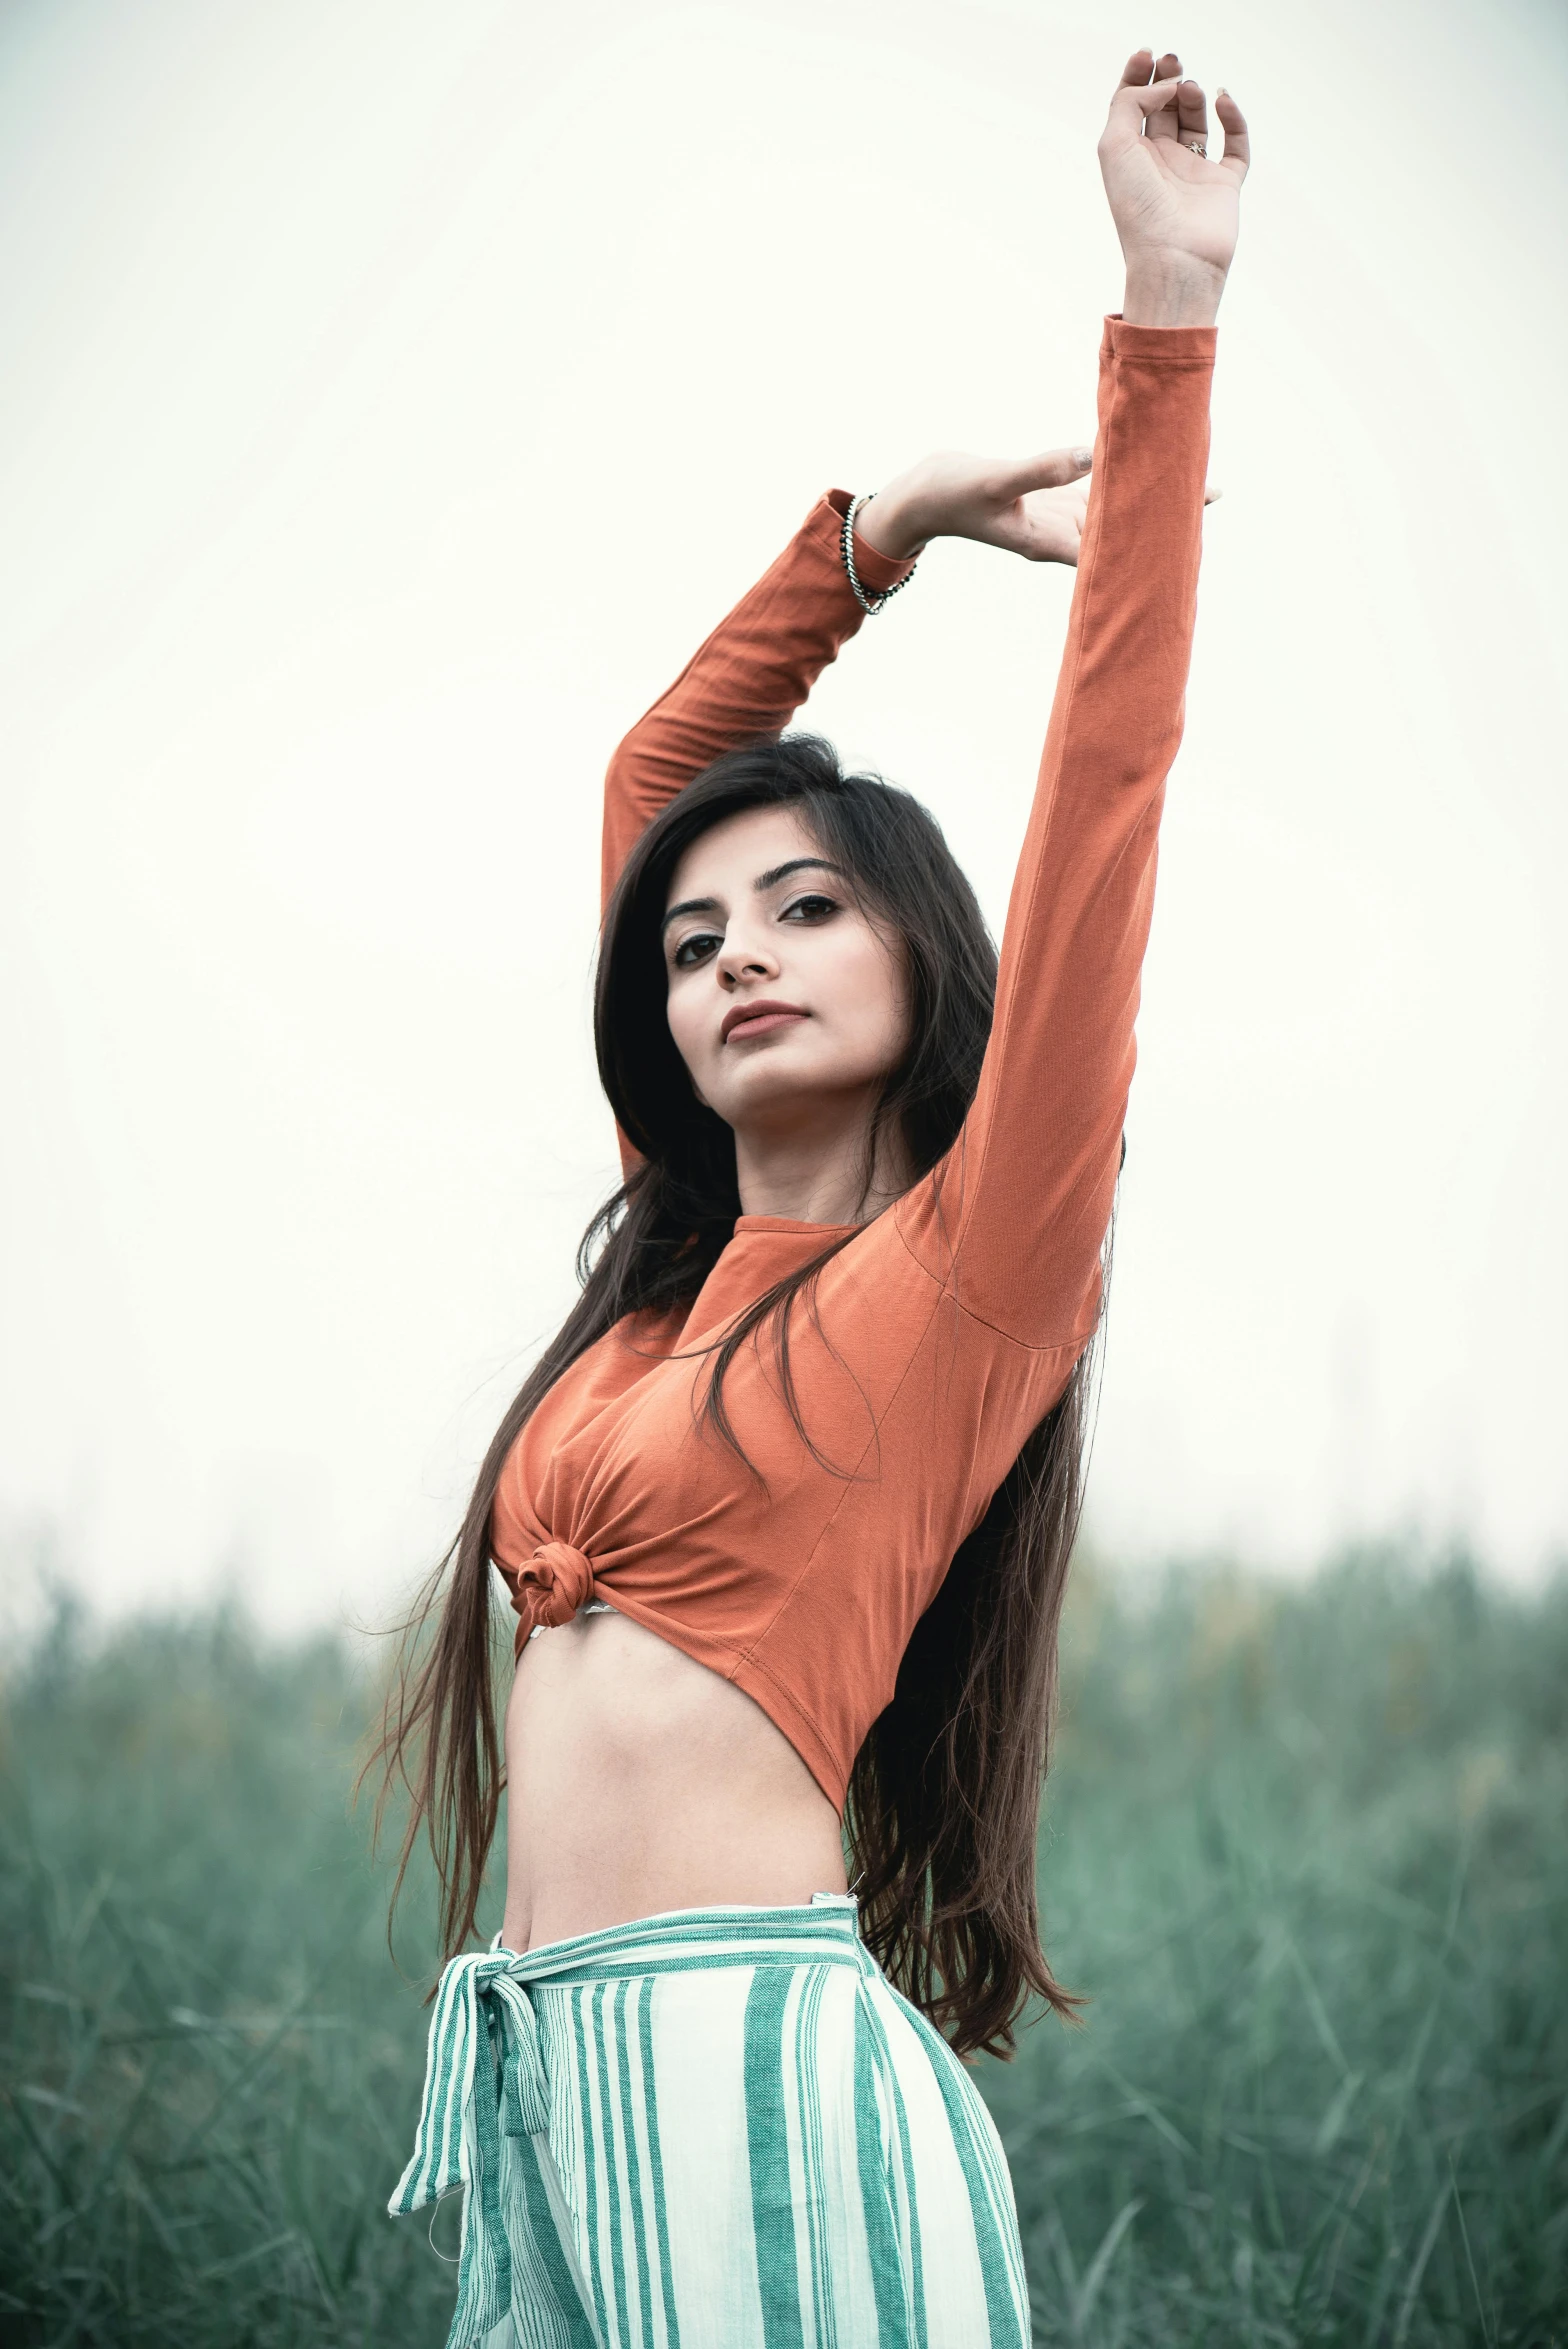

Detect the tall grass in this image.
[999,1553,1567,2343]
[1,1550,1563,2346]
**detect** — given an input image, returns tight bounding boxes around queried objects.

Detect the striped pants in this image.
[390,1894,1030,2348]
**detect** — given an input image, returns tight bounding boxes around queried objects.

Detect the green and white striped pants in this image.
[390,1894,1030,2348]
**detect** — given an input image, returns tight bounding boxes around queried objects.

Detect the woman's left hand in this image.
[1101,51,1249,327]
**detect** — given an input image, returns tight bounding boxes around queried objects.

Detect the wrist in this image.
[852,490,929,564]
[1121,254,1226,329]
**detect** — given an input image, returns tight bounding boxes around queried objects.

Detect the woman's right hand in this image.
[853,448,1095,565]
[1099,49,1250,329]
[856,443,1221,566]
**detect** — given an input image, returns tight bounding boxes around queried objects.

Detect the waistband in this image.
[388,1894,867,2348]
[488,1889,865,1983]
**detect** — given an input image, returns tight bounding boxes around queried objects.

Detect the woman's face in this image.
[662,804,909,1144]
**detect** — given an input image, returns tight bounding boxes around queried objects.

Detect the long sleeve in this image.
[599,495,915,914]
[895,316,1216,1352]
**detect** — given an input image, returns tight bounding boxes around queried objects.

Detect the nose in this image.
[716,927,780,990]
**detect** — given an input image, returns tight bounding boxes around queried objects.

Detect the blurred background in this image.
[2,0,1565,1632]
[3,2,1566,2342]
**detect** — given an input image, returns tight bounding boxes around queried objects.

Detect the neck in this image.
[732,1095,911,1227]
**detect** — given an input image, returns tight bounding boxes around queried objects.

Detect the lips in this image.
[720,999,808,1044]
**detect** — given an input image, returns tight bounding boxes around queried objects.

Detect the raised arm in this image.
[599,440,1111,916]
[889,53,1249,1352]
[599,500,915,914]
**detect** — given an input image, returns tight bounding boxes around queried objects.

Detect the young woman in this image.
[381,49,1248,2349]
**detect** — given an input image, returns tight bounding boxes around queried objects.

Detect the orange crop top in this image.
[493,317,1216,1811]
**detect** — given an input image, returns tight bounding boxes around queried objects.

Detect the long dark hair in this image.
[371,733,1099,2057]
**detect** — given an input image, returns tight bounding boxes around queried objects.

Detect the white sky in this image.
[3,0,1565,1633]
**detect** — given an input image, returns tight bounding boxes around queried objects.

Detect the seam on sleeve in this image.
[886,1213,1097,1360]
[937,349,1129,1264]
[888,342,1131,1305]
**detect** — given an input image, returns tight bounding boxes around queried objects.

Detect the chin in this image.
[719,1058,888,1128]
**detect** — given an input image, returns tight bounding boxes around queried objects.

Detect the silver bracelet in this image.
[841,493,918,616]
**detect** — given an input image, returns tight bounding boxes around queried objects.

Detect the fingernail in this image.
[1074,447,1093,468]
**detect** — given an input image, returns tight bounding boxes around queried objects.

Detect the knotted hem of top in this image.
[513,1539,598,1631]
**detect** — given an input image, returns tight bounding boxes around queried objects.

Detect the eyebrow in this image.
[661,857,847,935]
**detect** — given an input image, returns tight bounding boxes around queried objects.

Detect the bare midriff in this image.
[500,1609,847,1955]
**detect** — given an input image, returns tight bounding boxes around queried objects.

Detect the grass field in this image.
[2,1547,1563,2346]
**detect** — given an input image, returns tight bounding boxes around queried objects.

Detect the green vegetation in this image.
[994,1555,1566,2345]
[2,1551,1563,2345]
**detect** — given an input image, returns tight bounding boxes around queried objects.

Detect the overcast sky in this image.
[3,0,1565,1634]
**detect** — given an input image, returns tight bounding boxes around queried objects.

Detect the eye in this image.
[781,892,838,924]
[671,928,722,970]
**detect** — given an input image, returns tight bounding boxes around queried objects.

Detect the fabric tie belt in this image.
[389,1900,867,2349]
